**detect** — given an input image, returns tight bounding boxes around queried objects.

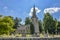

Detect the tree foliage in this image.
[25,17,31,25]
[13,17,22,29]
[25,17,34,34]
[38,20,42,33]
[57,21,60,34]
[43,13,55,34]
[0,16,14,35]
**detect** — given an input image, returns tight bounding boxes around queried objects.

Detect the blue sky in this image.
[0,0,60,23]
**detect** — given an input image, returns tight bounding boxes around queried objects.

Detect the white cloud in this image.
[29,7,41,16]
[44,7,60,14]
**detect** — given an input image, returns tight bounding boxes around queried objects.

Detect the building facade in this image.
[15,24,30,34]
[15,6,40,37]
[31,6,40,36]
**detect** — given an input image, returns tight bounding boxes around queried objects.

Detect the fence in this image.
[0,37,60,40]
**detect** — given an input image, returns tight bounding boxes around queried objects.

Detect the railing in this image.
[0,37,60,40]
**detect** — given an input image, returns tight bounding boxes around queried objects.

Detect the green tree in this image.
[25,17,34,34]
[0,16,14,35]
[38,20,42,33]
[57,21,60,34]
[43,13,55,34]
[0,15,2,17]
[30,22,34,34]
[25,17,31,25]
[54,18,58,34]
[13,17,22,29]
[8,16,14,20]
